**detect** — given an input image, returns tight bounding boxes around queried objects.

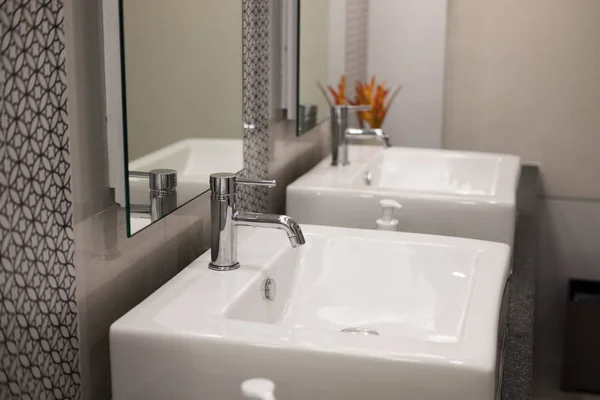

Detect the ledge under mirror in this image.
[104,0,244,236]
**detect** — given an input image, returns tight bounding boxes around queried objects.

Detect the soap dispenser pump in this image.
[376,199,402,231]
[241,378,276,400]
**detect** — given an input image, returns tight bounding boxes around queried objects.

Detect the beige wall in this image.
[444,0,600,199]
[122,0,243,160]
[299,0,331,123]
[444,1,600,395]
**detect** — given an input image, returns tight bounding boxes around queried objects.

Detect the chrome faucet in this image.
[129,169,178,221]
[208,172,306,271]
[330,105,392,166]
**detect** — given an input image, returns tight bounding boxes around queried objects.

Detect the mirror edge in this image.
[101,0,127,209]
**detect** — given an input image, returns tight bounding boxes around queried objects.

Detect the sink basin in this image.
[110,225,510,400]
[128,138,243,206]
[287,146,521,245]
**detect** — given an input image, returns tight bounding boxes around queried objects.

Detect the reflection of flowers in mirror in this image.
[317,74,347,106]
[319,75,402,129]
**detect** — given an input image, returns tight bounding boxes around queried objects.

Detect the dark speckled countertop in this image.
[500,165,541,400]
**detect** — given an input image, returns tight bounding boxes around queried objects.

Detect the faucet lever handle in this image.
[210,172,276,196]
[346,105,372,112]
[236,178,276,188]
[129,169,178,191]
[331,104,371,112]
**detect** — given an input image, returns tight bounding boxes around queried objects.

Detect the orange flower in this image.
[326,75,347,105]
[350,76,401,129]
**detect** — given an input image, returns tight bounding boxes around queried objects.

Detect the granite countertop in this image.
[500,165,541,400]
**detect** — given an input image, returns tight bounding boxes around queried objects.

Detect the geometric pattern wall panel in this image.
[345,0,369,86]
[0,1,81,399]
[239,0,271,213]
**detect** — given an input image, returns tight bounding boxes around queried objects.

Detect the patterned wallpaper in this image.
[239,0,271,213]
[0,0,276,398]
[0,1,81,399]
[345,0,369,86]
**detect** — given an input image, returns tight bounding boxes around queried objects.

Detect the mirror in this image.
[295,0,341,136]
[296,1,445,145]
[117,0,244,236]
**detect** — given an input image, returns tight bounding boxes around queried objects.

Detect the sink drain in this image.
[341,327,380,336]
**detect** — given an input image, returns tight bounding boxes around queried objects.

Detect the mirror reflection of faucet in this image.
[128,169,178,222]
[297,104,318,134]
[330,105,392,166]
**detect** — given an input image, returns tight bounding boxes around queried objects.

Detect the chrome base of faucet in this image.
[208,262,241,271]
[330,160,350,167]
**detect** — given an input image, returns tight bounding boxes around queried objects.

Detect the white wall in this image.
[299,0,331,123]
[122,0,242,160]
[444,0,600,200]
[368,0,448,148]
[328,0,347,84]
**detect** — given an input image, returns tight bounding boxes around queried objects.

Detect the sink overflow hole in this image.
[262,278,276,301]
[341,327,380,336]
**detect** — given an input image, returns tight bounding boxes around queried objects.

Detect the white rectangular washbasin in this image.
[128,138,243,206]
[287,146,521,245]
[110,225,511,400]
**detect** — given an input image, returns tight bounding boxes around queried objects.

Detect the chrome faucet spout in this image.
[128,169,178,221]
[234,212,306,248]
[345,128,392,148]
[330,105,392,166]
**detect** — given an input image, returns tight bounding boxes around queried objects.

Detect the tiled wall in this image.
[0,1,81,398]
[238,0,271,213]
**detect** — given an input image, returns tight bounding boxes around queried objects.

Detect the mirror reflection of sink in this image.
[128,138,243,206]
[287,146,521,245]
[128,215,151,233]
[110,225,510,400]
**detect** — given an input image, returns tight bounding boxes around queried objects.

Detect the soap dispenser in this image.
[376,199,402,231]
[241,378,276,400]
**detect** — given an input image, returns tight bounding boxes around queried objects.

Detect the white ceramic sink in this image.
[287,146,521,245]
[128,138,243,206]
[110,225,510,400]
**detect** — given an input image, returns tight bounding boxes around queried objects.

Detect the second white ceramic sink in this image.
[228,233,486,343]
[111,225,510,400]
[287,146,521,245]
